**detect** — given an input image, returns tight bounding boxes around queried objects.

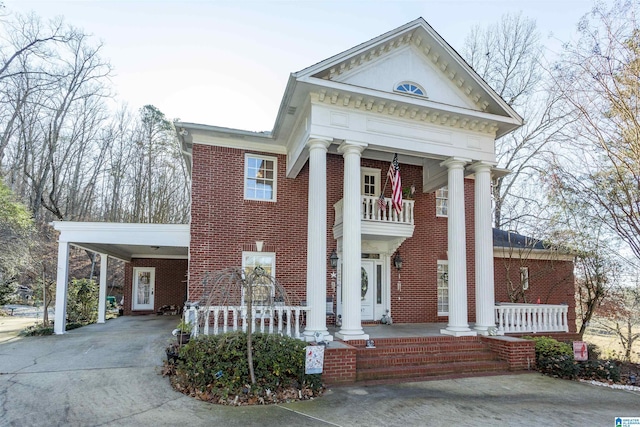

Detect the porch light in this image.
[329,249,339,269]
[393,252,403,270]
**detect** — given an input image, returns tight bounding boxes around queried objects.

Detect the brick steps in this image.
[356,341,489,358]
[357,350,501,369]
[353,336,510,382]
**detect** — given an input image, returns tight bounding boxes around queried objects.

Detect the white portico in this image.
[176,17,523,341]
[285,19,521,340]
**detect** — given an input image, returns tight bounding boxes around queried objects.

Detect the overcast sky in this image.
[5,0,605,131]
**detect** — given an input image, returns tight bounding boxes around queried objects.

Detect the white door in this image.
[133,267,155,310]
[361,260,375,320]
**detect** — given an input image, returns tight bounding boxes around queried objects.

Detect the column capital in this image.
[469,161,497,173]
[337,141,367,156]
[306,138,331,151]
[441,157,471,170]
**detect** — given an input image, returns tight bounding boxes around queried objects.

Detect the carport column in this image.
[471,162,497,334]
[440,157,476,337]
[303,138,333,342]
[335,141,369,341]
[54,241,70,335]
[98,253,108,324]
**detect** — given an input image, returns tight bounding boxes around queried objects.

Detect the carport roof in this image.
[52,221,189,262]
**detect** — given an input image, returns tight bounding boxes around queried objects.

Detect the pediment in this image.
[329,44,477,111]
[294,18,522,121]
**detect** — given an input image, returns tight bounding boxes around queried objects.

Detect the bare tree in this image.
[545,166,622,338]
[596,283,640,361]
[0,13,73,164]
[549,1,640,263]
[463,13,571,231]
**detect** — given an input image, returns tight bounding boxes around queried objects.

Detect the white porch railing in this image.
[334,196,415,226]
[186,305,310,339]
[494,303,569,334]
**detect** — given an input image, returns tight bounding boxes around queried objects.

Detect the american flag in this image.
[377,194,386,212]
[387,154,402,215]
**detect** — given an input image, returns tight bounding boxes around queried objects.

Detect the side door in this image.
[132,267,155,311]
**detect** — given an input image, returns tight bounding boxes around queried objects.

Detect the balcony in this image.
[333,195,415,241]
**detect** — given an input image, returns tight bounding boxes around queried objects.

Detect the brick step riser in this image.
[357,352,499,369]
[355,343,488,357]
[351,337,483,348]
[356,361,509,381]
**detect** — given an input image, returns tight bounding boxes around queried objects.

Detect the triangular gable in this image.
[333,44,477,111]
[293,17,522,122]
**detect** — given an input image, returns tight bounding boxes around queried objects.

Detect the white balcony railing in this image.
[185,305,310,340]
[494,303,569,334]
[334,195,415,226]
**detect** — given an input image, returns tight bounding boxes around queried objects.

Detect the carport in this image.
[52,222,190,334]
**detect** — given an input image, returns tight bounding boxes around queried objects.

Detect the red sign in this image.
[573,341,588,361]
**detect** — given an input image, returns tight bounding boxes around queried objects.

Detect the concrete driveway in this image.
[1,315,638,427]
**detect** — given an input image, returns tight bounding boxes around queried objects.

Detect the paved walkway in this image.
[1,315,638,426]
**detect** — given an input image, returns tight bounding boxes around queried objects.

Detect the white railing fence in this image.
[185,305,310,339]
[334,196,415,226]
[361,195,415,224]
[494,303,569,334]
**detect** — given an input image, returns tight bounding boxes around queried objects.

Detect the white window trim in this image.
[436,186,448,217]
[244,153,277,202]
[241,251,276,306]
[360,167,381,197]
[437,260,449,316]
[520,266,529,290]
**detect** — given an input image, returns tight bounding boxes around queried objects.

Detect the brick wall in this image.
[494,258,576,332]
[322,345,357,384]
[123,258,188,315]
[481,336,536,370]
[188,144,575,326]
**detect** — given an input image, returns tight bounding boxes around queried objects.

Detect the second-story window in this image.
[361,167,381,197]
[244,154,277,201]
[436,186,448,216]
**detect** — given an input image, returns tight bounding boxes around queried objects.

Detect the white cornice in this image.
[174,122,286,156]
[306,86,519,137]
[191,134,287,155]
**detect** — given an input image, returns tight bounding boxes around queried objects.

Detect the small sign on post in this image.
[573,341,588,361]
[305,346,324,374]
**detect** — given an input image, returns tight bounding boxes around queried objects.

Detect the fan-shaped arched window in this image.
[395,82,425,96]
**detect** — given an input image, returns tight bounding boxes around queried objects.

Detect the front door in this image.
[361,260,375,320]
[133,267,155,311]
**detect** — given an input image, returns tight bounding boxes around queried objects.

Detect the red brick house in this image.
[52,18,575,340]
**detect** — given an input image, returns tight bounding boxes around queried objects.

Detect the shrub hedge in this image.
[523,336,621,382]
[524,335,573,359]
[174,331,322,402]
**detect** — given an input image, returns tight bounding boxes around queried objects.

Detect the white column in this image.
[440,157,476,337]
[98,253,108,324]
[303,138,333,342]
[471,162,496,334]
[54,241,70,335]
[335,141,369,341]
